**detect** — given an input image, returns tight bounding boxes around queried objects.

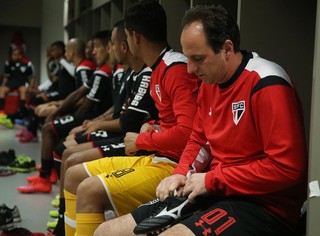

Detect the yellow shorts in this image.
[83,155,177,216]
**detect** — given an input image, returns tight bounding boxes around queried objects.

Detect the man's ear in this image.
[132,31,141,45]
[223,40,234,59]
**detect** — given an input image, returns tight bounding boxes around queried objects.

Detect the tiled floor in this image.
[0,124,59,234]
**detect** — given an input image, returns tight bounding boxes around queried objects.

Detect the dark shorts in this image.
[74,130,121,144]
[4,79,27,91]
[132,197,294,236]
[92,136,126,157]
[51,113,96,139]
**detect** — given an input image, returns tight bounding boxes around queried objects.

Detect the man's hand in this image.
[124,132,140,155]
[183,173,208,203]
[156,174,187,201]
[140,123,154,133]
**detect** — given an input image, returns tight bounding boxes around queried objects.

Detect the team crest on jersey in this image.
[232,101,245,125]
[20,66,27,73]
[155,84,161,102]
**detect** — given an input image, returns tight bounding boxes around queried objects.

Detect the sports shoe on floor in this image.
[0,204,21,223]
[16,177,52,193]
[49,210,59,218]
[15,129,28,137]
[0,206,14,230]
[19,131,38,143]
[0,116,14,129]
[0,227,45,236]
[7,155,36,173]
[134,196,199,235]
[0,150,16,166]
[51,199,59,208]
[0,168,16,177]
[26,169,58,184]
[47,218,58,229]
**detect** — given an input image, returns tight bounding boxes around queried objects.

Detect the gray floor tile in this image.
[0,125,59,234]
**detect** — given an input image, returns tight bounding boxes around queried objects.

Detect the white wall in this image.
[40,0,65,83]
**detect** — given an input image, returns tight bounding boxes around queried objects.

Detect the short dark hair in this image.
[182,4,240,53]
[93,30,111,45]
[51,41,65,54]
[124,0,167,43]
[113,20,127,43]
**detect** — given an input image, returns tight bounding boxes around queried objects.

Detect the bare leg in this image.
[93,214,137,236]
[41,122,59,162]
[60,146,102,197]
[76,175,112,213]
[159,224,194,236]
[0,86,10,98]
[64,163,90,194]
[18,86,27,100]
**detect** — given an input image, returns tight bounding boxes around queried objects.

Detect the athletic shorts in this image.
[4,79,26,91]
[132,196,294,236]
[51,113,95,139]
[74,130,121,144]
[83,155,177,216]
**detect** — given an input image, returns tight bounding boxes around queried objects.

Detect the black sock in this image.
[53,198,65,236]
[39,158,53,178]
[0,98,5,110]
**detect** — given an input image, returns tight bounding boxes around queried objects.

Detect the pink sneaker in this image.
[17,177,52,193]
[19,131,38,143]
[16,129,28,137]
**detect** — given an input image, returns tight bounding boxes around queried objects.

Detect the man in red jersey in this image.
[62,1,200,235]
[17,33,114,194]
[94,4,308,236]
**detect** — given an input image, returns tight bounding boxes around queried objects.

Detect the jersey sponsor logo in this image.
[155,84,161,102]
[105,168,135,178]
[131,75,150,106]
[232,101,245,125]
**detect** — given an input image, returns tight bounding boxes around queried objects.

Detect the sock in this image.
[75,213,105,236]
[53,198,65,236]
[64,190,76,236]
[39,158,53,178]
[0,98,5,110]
[54,142,67,161]
[19,99,26,110]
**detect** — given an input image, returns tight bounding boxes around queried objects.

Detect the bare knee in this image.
[94,214,137,236]
[64,152,83,170]
[77,176,107,211]
[41,122,53,136]
[64,164,88,194]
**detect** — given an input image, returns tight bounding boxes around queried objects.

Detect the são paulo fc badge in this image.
[232,101,245,125]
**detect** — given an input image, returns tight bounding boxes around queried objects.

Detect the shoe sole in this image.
[7,166,36,173]
[17,187,52,193]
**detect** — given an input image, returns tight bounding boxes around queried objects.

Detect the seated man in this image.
[63,1,200,235]
[51,19,160,236]
[17,40,66,143]
[0,47,36,122]
[94,4,308,236]
[16,33,114,193]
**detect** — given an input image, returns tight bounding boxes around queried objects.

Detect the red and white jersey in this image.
[173,51,308,227]
[136,47,200,159]
[75,59,96,88]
